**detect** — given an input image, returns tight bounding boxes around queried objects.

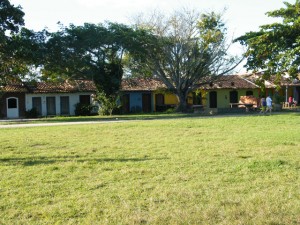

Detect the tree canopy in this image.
[42,22,147,96]
[0,0,25,83]
[128,9,242,111]
[235,0,300,78]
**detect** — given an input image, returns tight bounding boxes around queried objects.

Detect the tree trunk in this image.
[175,92,188,112]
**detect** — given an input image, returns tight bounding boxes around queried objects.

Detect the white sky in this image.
[9,0,295,73]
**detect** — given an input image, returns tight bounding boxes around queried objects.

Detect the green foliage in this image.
[25,108,39,118]
[0,0,24,40]
[235,1,300,78]
[74,103,95,116]
[42,22,146,97]
[198,12,225,45]
[97,91,120,116]
[164,107,176,113]
[0,1,45,84]
[130,9,241,112]
[273,93,285,104]
[0,0,25,84]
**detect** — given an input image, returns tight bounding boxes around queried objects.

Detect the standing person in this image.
[260,96,266,114]
[288,96,293,106]
[265,95,273,114]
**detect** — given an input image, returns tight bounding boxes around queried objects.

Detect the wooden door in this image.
[209,91,217,108]
[230,91,238,103]
[32,97,42,116]
[6,97,19,118]
[142,93,151,113]
[155,94,164,112]
[46,97,56,115]
[60,96,70,115]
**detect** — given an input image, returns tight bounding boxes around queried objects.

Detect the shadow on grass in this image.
[0,156,169,166]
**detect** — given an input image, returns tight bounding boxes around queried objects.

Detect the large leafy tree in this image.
[42,22,150,115]
[235,0,300,78]
[128,9,242,112]
[0,0,25,83]
[0,0,43,84]
[43,22,146,95]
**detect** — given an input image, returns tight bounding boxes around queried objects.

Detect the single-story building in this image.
[120,75,261,113]
[120,78,179,113]
[242,73,300,103]
[197,75,260,110]
[1,73,298,117]
[120,74,300,113]
[0,80,97,119]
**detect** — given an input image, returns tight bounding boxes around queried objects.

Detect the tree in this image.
[0,0,24,42]
[235,1,300,79]
[128,9,242,112]
[0,0,25,83]
[42,22,146,114]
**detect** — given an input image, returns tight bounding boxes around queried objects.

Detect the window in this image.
[246,91,253,96]
[7,98,17,108]
[79,95,91,104]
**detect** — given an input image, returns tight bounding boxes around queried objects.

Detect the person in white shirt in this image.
[265,95,273,114]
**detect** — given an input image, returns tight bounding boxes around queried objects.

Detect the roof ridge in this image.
[238,75,259,88]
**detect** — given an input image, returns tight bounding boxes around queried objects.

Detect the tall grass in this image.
[0,114,299,224]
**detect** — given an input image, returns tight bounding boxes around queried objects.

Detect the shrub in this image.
[97,92,120,116]
[164,107,176,113]
[25,108,39,118]
[74,103,95,116]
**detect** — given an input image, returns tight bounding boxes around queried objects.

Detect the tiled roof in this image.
[197,75,259,89]
[241,73,300,87]
[1,83,28,93]
[26,80,97,93]
[121,78,166,91]
[0,80,97,93]
[121,75,259,91]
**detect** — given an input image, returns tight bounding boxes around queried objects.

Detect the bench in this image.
[282,102,298,109]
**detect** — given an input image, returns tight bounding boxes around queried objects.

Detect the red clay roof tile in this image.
[121,78,166,91]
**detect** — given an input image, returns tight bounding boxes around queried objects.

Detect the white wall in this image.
[25,92,94,116]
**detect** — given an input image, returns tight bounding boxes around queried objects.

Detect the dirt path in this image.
[0,120,125,129]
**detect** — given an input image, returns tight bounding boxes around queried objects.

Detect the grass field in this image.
[0,113,299,224]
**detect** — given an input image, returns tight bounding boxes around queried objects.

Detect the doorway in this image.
[46,97,56,116]
[230,90,239,105]
[6,97,19,118]
[142,93,151,112]
[60,96,70,115]
[32,97,42,116]
[121,94,130,114]
[155,93,165,112]
[209,91,217,108]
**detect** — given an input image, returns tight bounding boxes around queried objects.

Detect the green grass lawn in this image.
[0,113,299,224]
